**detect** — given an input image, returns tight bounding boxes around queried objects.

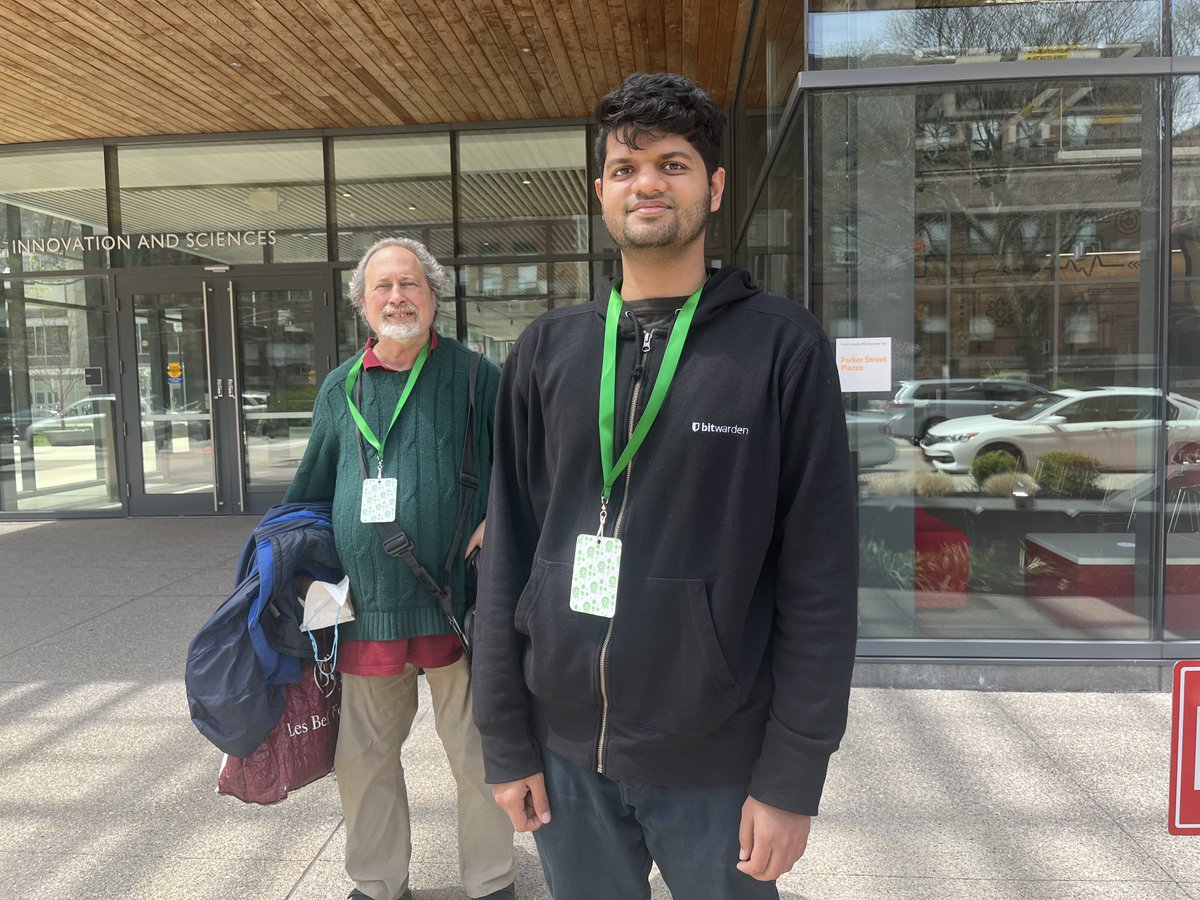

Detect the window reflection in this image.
[460,262,588,364]
[1167,75,1200,639]
[771,77,1166,641]
[116,140,326,266]
[0,277,118,511]
[332,134,453,262]
[809,0,1161,70]
[0,149,109,273]
[457,130,588,257]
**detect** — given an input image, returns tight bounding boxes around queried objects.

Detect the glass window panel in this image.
[0,148,109,273]
[1174,0,1200,55]
[1167,76,1200,640]
[0,276,118,511]
[116,140,326,266]
[809,0,1161,71]
[132,290,214,497]
[458,129,588,257]
[460,262,589,365]
[332,133,452,262]
[803,78,1163,642]
[737,0,804,207]
[236,286,318,493]
[337,269,363,365]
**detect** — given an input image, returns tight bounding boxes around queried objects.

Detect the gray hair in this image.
[348,237,447,314]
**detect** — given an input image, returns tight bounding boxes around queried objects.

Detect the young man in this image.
[285,237,515,900]
[472,73,859,898]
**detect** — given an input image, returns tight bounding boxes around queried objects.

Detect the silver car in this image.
[846,410,899,469]
[879,378,1051,443]
[920,387,1200,474]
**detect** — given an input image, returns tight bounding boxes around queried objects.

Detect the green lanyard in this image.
[344,340,430,477]
[598,279,704,522]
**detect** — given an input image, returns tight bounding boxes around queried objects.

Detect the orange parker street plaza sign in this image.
[1171,661,1200,835]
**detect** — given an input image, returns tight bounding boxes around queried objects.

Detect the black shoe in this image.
[346,891,411,900]
[475,884,515,900]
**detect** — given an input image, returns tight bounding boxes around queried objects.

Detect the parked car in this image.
[878,378,1051,443]
[846,410,899,469]
[0,405,57,443]
[920,386,1200,474]
[26,395,167,449]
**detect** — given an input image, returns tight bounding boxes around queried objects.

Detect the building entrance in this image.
[114,269,334,515]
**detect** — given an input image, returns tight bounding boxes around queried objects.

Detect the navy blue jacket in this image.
[186,503,343,757]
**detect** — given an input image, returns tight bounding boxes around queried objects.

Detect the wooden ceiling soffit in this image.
[0,0,754,146]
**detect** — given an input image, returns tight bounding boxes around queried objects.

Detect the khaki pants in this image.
[336,659,515,900]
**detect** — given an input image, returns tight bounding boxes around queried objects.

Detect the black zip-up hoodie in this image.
[472,265,858,815]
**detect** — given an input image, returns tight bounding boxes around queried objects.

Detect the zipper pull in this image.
[642,330,653,353]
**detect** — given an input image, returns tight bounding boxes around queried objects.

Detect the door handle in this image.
[228,283,246,512]
[215,379,224,399]
[201,281,221,512]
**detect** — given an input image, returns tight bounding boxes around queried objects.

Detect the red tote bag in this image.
[217,669,341,804]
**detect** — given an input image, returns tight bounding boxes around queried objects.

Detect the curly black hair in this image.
[593,73,725,179]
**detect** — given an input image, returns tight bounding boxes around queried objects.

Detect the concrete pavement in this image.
[0,516,1193,900]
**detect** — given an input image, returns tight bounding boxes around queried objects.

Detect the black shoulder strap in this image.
[355,349,483,652]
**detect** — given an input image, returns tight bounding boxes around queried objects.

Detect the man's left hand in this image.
[466,520,486,557]
[736,796,811,881]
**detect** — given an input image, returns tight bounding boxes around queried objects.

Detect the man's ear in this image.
[709,167,727,213]
[594,176,604,202]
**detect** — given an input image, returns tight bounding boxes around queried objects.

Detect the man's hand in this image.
[736,796,811,881]
[492,772,552,833]
[466,520,486,557]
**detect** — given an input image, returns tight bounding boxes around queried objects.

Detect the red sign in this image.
[1170,661,1200,835]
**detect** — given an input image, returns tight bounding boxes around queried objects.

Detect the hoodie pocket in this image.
[607,576,740,736]
[515,556,609,711]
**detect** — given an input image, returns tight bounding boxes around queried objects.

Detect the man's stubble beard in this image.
[609,191,711,253]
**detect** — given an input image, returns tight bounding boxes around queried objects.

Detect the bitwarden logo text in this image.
[692,421,750,435]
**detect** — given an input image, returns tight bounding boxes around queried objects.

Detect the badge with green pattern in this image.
[569,534,622,618]
[360,477,398,523]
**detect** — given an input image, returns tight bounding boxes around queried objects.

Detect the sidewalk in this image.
[0,517,1192,900]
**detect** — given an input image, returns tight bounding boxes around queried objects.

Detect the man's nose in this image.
[633,166,666,194]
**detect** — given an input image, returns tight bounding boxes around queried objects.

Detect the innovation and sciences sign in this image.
[7,229,278,256]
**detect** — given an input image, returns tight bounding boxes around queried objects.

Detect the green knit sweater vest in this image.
[285,336,499,641]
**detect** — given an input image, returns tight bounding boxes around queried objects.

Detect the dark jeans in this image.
[532,746,780,900]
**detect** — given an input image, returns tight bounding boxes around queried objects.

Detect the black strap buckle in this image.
[382,531,414,558]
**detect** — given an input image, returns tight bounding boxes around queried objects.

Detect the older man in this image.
[285,237,515,900]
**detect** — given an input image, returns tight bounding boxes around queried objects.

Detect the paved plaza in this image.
[0,517,1194,899]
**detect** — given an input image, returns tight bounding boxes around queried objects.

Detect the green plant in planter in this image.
[971,449,1022,486]
[859,536,1024,593]
[858,538,915,588]
[1034,450,1101,498]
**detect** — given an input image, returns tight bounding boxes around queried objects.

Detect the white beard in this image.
[374,304,425,342]
[376,318,424,342]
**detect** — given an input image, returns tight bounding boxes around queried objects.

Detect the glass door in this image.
[115,270,334,515]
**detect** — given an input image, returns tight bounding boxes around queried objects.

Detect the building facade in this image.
[2,0,1198,679]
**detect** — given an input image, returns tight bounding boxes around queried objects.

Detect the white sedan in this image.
[919,387,1200,474]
